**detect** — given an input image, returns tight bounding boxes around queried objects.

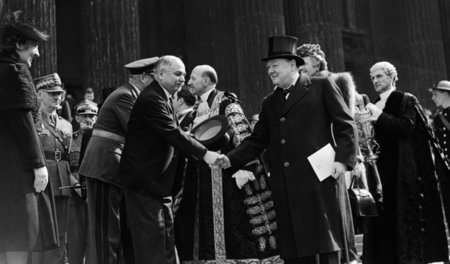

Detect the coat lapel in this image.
[283,74,311,115]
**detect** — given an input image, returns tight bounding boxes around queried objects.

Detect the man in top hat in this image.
[217,36,357,264]
[360,62,448,263]
[174,64,281,263]
[430,80,450,248]
[67,99,98,264]
[79,56,159,264]
[33,73,73,264]
[119,56,221,264]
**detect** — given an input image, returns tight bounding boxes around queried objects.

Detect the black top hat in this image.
[262,36,304,66]
[191,115,230,151]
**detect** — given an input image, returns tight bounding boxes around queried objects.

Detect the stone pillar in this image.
[183,1,238,99]
[396,0,446,108]
[1,0,57,77]
[284,0,345,72]
[233,0,286,115]
[81,0,140,102]
[438,0,450,79]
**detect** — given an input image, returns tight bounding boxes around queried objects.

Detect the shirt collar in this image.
[177,107,194,118]
[159,84,173,101]
[379,87,395,101]
[200,88,215,103]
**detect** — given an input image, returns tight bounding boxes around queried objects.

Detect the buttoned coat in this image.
[228,75,357,258]
[120,81,207,197]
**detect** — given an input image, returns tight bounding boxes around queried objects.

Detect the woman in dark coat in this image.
[0,12,58,264]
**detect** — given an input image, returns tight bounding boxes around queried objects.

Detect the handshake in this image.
[203,151,231,169]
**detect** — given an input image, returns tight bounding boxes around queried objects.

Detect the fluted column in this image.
[183,1,238,100]
[438,0,450,79]
[233,0,286,115]
[1,0,57,77]
[284,0,344,72]
[397,0,447,108]
[81,0,140,102]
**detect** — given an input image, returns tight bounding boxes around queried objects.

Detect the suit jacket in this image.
[120,81,207,197]
[227,74,357,258]
[79,83,137,186]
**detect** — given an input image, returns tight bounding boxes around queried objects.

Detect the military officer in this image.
[67,99,98,264]
[33,73,73,264]
[79,57,159,264]
[430,80,450,233]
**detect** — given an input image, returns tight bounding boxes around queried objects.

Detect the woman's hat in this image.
[191,115,230,151]
[261,36,304,66]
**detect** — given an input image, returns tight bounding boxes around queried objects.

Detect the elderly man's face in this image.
[159,58,186,94]
[300,56,320,77]
[266,58,296,89]
[370,69,393,94]
[76,114,97,130]
[187,67,207,96]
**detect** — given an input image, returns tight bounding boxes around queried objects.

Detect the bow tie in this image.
[279,87,293,98]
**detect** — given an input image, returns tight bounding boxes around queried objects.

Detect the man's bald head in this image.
[194,65,218,84]
[187,65,218,96]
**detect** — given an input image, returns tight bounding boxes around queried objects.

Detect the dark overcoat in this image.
[228,75,357,259]
[0,54,58,251]
[120,81,207,197]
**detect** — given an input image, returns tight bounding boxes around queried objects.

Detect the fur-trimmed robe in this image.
[364,90,448,263]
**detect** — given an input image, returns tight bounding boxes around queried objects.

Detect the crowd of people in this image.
[2,13,450,264]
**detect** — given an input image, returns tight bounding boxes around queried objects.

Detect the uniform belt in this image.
[92,129,125,144]
[44,150,69,162]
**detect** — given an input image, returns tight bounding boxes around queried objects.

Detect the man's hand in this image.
[33,166,49,193]
[366,103,382,121]
[331,161,346,179]
[215,154,231,169]
[203,151,221,166]
[232,170,256,189]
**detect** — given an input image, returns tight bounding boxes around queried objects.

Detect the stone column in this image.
[233,0,286,115]
[438,0,450,78]
[183,0,238,99]
[1,0,57,77]
[284,0,345,72]
[397,0,446,108]
[81,0,140,102]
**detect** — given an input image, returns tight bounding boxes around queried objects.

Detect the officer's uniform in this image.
[68,100,98,264]
[431,80,450,236]
[33,73,73,264]
[79,57,159,264]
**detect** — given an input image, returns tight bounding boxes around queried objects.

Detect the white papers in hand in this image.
[307,143,336,182]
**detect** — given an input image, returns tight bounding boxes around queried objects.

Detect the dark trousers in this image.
[124,187,177,264]
[67,195,87,264]
[31,196,70,264]
[284,251,340,264]
[85,178,133,264]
